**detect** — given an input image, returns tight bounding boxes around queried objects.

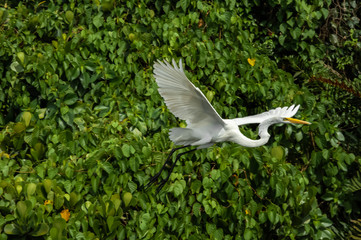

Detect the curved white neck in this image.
[231,121,272,147]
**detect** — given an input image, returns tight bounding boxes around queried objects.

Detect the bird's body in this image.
[169,119,268,148]
[146,59,310,192]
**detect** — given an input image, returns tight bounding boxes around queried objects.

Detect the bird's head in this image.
[259,105,311,135]
[280,105,311,125]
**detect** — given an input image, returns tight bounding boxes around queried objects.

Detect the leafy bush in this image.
[0,0,360,239]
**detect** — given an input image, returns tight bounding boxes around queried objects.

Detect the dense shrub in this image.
[0,0,360,239]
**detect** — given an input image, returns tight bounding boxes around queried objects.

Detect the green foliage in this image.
[320,0,361,78]
[0,0,360,239]
[346,171,361,193]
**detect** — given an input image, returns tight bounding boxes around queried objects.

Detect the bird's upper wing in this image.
[231,105,300,126]
[153,59,225,127]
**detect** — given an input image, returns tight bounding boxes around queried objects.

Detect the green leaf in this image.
[244,228,253,240]
[142,146,151,158]
[27,183,37,196]
[214,228,224,240]
[140,213,151,231]
[70,192,80,207]
[107,216,114,230]
[271,146,284,160]
[315,136,323,149]
[330,34,339,45]
[191,180,202,193]
[302,29,315,39]
[50,218,66,239]
[259,211,267,223]
[322,149,329,159]
[91,176,99,193]
[335,131,344,141]
[16,201,29,219]
[65,10,74,23]
[63,93,78,105]
[4,224,22,235]
[60,106,69,115]
[35,165,45,179]
[279,23,287,34]
[122,144,130,157]
[173,181,184,196]
[17,52,25,64]
[123,192,132,207]
[268,209,276,224]
[128,181,137,193]
[193,202,201,217]
[320,217,333,228]
[206,90,215,103]
[206,223,216,236]
[48,168,58,179]
[176,0,190,12]
[275,182,284,198]
[320,8,329,18]
[31,223,49,237]
[13,122,26,134]
[290,28,302,39]
[129,157,139,172]
[65,167,74,178]
[102,162,113,174]
[295,131,303,142]
[217,58,227,71]
[43,179,53,193]
[22,112,32,127]
[10,61,24,73]
[279,35,286,45]
[93,13,104,28]
[111,194,121,211]
[210,169,221,180]
[31,142,45,160]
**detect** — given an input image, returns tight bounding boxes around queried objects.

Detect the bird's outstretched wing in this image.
[231,105,300,126]
[153,59,225,127]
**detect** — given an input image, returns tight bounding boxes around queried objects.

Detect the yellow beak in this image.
[284,117,311,125]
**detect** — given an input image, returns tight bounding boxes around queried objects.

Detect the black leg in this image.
[143,145,189,191]
[156,148,196,193]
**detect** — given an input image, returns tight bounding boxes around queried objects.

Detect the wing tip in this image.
[154,58,185,74]
[287,104,300,117]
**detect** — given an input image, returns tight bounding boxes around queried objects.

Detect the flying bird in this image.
[145,59,311,192]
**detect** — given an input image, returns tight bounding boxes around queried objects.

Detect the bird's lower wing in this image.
[153,59,225,127]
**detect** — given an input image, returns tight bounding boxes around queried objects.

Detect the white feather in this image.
[153,59,224,128]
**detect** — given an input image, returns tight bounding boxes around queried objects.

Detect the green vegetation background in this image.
[0,0,360,239]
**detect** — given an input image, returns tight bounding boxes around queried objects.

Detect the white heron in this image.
[145,59,311,192]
